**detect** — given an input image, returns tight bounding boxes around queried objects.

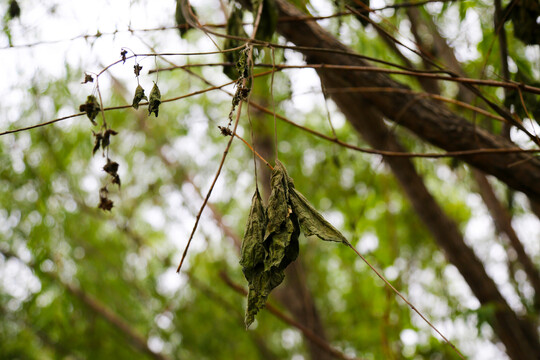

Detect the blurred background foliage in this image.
[0,0,539,359]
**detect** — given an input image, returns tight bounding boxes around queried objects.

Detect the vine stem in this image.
[176,99,244,273]
[233,132,274,170]
[346,242,466,359]
[176,0,266,273]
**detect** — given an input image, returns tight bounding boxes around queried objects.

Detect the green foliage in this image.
[253,0,278,41]
[223,6,248,80]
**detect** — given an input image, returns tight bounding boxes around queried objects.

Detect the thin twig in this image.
[270,47,279,160]
[346,243,465,359]
[176,99,244,273]
[233,132,274,170]
[176,0,266,273]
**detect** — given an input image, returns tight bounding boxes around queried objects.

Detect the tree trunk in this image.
[274,1,540,358]
[274,0,540,202]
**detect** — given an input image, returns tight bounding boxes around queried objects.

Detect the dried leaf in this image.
[264,161,300,272]
[289,187,348,244]
[82,73,94,84]
[175,0,196,37]
[102,129,118,149]
[279,160,348,244]
[148,82,161,117]
[242,162,300,328]
[121,49,128,63]
[240,190,267,327]
[240,161,347,327]
[112,174,121,187]
[103,159,119,176]
[98,187,114,211]
[132,85,148,109]
[134,64,143,77]
[79,95,101,125]
[92,131,103,155]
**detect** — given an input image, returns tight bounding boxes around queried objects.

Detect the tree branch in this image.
[273,1,540,358]
[274,0,540,203]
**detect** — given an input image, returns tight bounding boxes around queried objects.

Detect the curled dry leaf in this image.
[148,82,161,117]
[79,95,101,125]
[82,73,94,84]
[239,160,347,327]
[92,131,103,155]
[132,85,148,109]
[8,0,20,19]
[121,49,128,63]
[102,129,118,149]
[239,189,268,327]
[134,64,143,77]
[281,160,348,244]
[103,159,119,176]
[98,186,114,211]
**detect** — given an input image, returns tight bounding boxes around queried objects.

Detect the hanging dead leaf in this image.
[132,85,148,109]
[281,160,349,244]
[98,186,114,211]
[79,95,101,125]
[121,49,128,63]
[134,64,143,76]
[92,131,103,155]
[148,82,161,117]
[239,189,268,327]
[103,159,119,176]
[102,129,118,149]
[82,73,94,84]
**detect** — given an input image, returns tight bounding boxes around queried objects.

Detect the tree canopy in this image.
[1,0,539,359]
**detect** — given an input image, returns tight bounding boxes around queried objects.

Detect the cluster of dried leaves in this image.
[79,89,122,211]
[240,161,348,327]
[78,52,164,211]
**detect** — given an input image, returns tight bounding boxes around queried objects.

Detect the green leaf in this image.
[132,85,148,109]
[175,0,196,37]
[254,0,278,41]
[223,7,248,80]
[148,82,161,117]
[8,0,21,19]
